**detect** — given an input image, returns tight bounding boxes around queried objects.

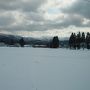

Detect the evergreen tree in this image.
[69,33,76,49]
[69,32,90,50]
[73,33,76,49]
[50,36,59,48]
[19,38,25,47]
[76,32,81,49]
[69,33,74,49]
[81,32,85,49]
[86,32,90,49]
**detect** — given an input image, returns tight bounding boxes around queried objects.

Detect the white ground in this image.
[0,47,90,90]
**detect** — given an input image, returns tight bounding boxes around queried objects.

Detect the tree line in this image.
[69,32,90,49]
[19,32,90,49]
[1,32,89,49]
[19,36,60,48]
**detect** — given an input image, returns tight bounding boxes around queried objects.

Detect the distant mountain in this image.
[24,37,51,46]
[0,33,21,45]
[0,33,69,47]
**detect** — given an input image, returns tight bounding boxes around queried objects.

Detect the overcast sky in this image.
[0,0,90,38]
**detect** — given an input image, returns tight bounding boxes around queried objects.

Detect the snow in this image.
[0,47,90,90]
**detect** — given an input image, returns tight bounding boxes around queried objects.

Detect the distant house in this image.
[32,45,48,48]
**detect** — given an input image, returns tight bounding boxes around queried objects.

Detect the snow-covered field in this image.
[0,47,90,90]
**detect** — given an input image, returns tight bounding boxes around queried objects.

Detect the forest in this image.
[0,32,90,49]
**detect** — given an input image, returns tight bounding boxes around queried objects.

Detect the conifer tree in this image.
[76,32,81,49]
[69,33,76,49]
[81,32,85,49]
[51,36,59,48]
[69,33,74,49]
[19,38,25,47]
[86,32,90,49]
[73,33,76,49]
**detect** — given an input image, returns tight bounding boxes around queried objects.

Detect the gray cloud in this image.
[0,14,15,27]
[62,0,90,19]
[0,0,90,35]
[0,13,89,32]
[26,12,45,21]
[0,0,47,12]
